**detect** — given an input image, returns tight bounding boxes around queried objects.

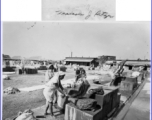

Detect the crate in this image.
[102,99,112,118]
[65,87,121,120]
[95,87,119,118]
[119,81,134,98]
[112,92,120,109]
[125,76,137,83]
[103,86,119,109]
[65,103,103,120]
[120,81,134,91]
[124,76,138,89]
[95,89,112,108]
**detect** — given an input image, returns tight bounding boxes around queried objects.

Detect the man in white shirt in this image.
[43,71,65,118]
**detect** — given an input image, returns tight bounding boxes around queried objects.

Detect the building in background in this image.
[98,55,116,67]
[65,56,116,67]
[3,54,11,67]
[65,57,99,67]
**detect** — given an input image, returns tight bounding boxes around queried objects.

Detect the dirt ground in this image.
[2,68,92,120]
[2,68,112,120]
[3,69,75,90]
[3,90,45,120]
[3,66,150,120]
[3,73,45,90]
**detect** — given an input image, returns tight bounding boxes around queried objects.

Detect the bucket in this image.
[57,91,68,109]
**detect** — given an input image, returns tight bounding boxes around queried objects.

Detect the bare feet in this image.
[44,113,56,119]
[51,115,57,119]
[44,113,48,117]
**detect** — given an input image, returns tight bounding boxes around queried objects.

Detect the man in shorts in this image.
[43,71,66,118]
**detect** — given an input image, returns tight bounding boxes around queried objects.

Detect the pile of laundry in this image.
[3,75,10,80]
[67,86,104,111]
[64,78,90,98]
[86,86,104,98]
[75,98,97,111]
[3,87,20,95]
[13,109,37,120]
[63,78,104,112]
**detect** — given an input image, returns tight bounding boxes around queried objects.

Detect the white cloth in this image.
[45,73,59,88]
[16,113,36,120]
[43,73,59,102]
[43,88,57,102]
[3,75,9,80]
[132,71,140,77]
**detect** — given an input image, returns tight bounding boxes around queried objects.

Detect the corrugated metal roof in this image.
[66,57,95,59]
[65,58,94,62]
[125,61,151,66]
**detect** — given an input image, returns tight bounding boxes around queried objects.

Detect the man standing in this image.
[43,71,66,118]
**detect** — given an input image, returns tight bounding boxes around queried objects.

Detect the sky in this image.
[2,22,150,60]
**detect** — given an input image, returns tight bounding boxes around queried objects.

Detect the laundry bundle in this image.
[3,87,20,94]
[86,86,104,98]
[14,109,37,120]
[76,98,97,111]
[64,78,90,98]
[3,75,10,80]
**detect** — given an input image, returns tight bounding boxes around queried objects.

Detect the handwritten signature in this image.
[55,10,114,19]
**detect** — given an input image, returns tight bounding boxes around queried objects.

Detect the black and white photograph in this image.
[42,0,115,21]
[2,22,150,120]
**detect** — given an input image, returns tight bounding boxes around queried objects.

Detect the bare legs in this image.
[44,101,55,117]
[44,101,49,115]
[53,91,57,106]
